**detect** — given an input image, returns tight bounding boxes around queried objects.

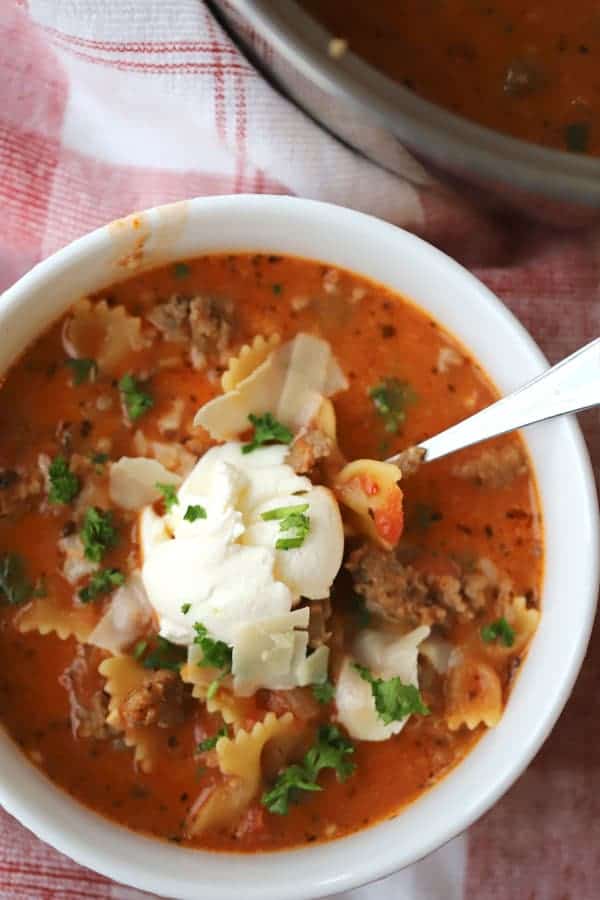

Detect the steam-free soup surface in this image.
[0,254,542,851]
[302,0,600,155]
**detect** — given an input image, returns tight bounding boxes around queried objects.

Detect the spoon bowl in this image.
[387,336,600,468]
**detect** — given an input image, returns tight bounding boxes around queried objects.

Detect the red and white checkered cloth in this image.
[1,2,599,898]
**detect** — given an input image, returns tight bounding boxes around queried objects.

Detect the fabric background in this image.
[0,2,598,897]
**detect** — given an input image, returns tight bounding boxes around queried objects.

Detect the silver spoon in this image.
[386,336,600,469]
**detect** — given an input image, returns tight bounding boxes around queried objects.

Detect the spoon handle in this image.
[386,336,600,466]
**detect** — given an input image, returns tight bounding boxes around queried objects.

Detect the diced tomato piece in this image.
[357,474,379,496]
[373,489,404,546]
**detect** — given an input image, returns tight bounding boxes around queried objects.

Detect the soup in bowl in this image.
[0,196,596,898]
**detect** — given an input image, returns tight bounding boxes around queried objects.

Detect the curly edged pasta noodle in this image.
[99,655,165,773]
[445,654,503,730]
[16,595,96,643]
[185,713,297,837]
[63,298,152,375]
[221,333,281,392]
[180,659,250,727]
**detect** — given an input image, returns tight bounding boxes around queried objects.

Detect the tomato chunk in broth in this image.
[0,254,542,852]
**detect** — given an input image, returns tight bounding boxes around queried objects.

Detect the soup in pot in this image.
[302,0,600,155]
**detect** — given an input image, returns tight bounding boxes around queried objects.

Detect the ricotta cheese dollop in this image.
[139,442,344,695]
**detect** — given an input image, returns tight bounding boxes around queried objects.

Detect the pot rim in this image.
[221,0,600,205]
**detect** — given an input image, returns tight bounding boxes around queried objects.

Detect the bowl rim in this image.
[0,194,598,900]
[220,0,600,205]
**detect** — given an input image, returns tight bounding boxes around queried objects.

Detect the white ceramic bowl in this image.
[0,196,597,900]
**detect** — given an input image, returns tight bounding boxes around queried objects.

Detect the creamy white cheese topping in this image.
[139,442,344,693]
[335,626,430,741]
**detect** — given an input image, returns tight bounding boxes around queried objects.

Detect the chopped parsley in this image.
[271,283,283,295]
[155,482,179,512]
[181,602,191,614]
[565,121,590,154]
[133,639,148,660]
[66,357,97,385]
[261,503,310,550]
[312,680,335,704]
[0,553,34,606]
[119,374,154,421]
[32,577,48,598]
[354,664,429,724]
[242,412,293,454]
[193,622,233,671]
[80,507,119,562]
[353,593,371,628]
[207,677,222,700]
[172,262,191,279]
[78,568,124,603]
[184,504,207,522]
[141,636,186,672]
[369,377,417,433]
[48,455,81,505]
[481,617,515,647]
[90,451,110,467]
[262,724,355,815]
[412,502,442,530]
[197,726,227,753]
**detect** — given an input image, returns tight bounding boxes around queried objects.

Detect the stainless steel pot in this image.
[213,0,600,225]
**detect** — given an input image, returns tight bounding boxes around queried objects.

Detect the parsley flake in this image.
[33,578,48,598]
[565,121,590,154]
[193,622,233,671]
[184,504,207,522]
[48,455,81,505]
[261,503,310,550]
[197,726,227,753]
[172,262,191,279]
[312,680,335,704]
[242,412,293,454]
[369,377,417,433]
[207,677,222,699]
[133,639,148,660]
[156,482,179,512]
[181,602,191,614]
[262,724,355,815]
[412,502,442,530]
[481,617,515,647]
[119,374,154,421]
[80,507,119,562]
[141,636,186,672]
[78,568,124,603]
[354,664,429,724]
[0,553,34,606]
[66,357,97,385]
[353,593,371,628]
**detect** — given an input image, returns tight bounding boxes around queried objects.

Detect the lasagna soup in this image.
[302,0,600,155]
[0,254,542,851]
